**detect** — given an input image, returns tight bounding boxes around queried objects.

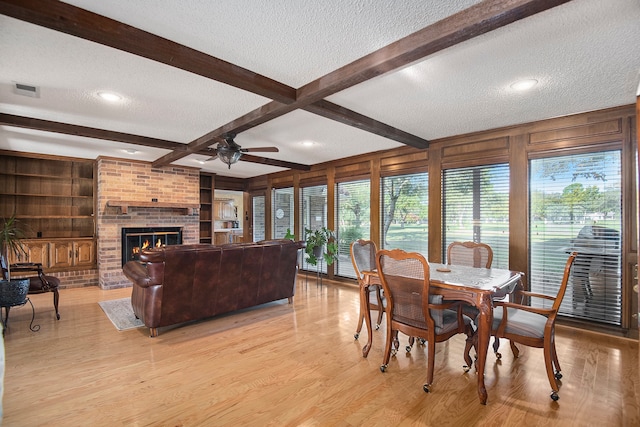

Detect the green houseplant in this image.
[304,227,338,266]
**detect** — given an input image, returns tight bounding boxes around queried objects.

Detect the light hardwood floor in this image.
[2,278,639,426]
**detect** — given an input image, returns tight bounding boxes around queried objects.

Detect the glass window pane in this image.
[381,172,428,257]
[272,187,294,239]
[301,185,328,273]
[529,151,622,325]
[443,164,510,269]
[252,195,265,242]
[335,179,370,278]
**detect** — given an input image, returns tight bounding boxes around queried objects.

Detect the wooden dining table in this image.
[360,262,523,405]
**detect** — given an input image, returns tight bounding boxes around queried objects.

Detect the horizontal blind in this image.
[335,179,370,278]
[301,185,328,273]
[443,164,510,269]
[380,172,429,258]
[529,150,621,325]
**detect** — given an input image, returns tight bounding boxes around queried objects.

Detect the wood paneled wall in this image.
[247,104,637,332]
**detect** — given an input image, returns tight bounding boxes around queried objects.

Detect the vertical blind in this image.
[380,172,429,258]
[529,150,622,325]
[335,179,370,278]
[442,164,510,269]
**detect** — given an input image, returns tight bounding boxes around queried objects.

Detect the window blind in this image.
[529,150,622,325]
[443,164,510,269]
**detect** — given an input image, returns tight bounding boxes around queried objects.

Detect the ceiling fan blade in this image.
[241,147,279,153]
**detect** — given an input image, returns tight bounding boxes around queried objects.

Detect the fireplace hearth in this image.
[121,227,182,266]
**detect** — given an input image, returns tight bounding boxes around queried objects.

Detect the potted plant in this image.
[0,215,30,307]
[304,226,338,266]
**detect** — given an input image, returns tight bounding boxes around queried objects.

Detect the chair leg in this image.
[509,340,520,358]
[53,288,60,320]
[543,342,560,399]
[375,287,384,329]
[423,338,436,392]
[380,328,395,372]
[463,324,476,372]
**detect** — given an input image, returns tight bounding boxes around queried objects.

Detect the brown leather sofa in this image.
[122,239,303,337]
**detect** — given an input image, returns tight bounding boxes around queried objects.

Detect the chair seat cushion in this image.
[491,307,547,339]
[28,275,60,293]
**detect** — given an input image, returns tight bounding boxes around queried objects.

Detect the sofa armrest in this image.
[123,261,162,288]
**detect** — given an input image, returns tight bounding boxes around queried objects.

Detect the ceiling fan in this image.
[207,133,279,169]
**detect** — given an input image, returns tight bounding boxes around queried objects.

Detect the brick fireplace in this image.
[96,157,200,289]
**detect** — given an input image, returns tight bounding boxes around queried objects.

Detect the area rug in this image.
[98,298,144,331]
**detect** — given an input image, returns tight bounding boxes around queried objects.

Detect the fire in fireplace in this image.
[121,227,183,266]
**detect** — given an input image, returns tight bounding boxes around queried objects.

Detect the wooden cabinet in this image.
[0,153,95,239]
[199,174,214,243]
[214,199,237,220]
[9,238,95,271]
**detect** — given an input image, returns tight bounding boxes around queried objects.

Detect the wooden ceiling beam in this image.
[155,0,568,166]
[0,113,183,151]
[0,113,310,170]
[296,0,573,104]
[0,0,296,104]
[304,100,429,149]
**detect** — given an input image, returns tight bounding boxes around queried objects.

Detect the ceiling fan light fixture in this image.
[217,146,242,169]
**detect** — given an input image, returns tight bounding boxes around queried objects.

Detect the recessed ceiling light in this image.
[97,91,122,102]
[301,140,315,147]
[124,149,138,154]
[510,79,538,91]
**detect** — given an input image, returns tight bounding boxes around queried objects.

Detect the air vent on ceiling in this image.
[14,82,40,98]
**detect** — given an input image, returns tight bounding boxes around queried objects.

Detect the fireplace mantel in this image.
[107,200,199,215]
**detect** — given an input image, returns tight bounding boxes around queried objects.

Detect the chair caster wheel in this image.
[463,365,471,373]
[554,371,562,380]
[405,345,412,353]
[551,391,559,401]
[495,352,502,359]
[423,384,431,393]
[380,365,387,373]
[418,338,426,345]
[354,333,359,340]
[375,324,380,330]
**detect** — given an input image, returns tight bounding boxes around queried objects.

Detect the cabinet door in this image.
[49,241,74,269]
[7,240,49,266]
[74,240,95,267]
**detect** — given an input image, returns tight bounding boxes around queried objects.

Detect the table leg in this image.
[475,294,493,405]
[361,283,373,358]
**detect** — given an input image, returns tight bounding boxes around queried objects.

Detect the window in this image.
[380,172,428,257]
[272,187,294,239]
[443,164,509,269]
[252,195,265,242]
[301,184,328,272]
[335,179,370,278]
[529,150,622,325]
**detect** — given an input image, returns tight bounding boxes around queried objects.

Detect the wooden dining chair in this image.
[490,252,577,401]
[447,241,493,269]
[350,239,384,340]
[376,248,475,392]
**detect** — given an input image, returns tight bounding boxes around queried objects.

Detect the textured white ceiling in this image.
[0,0,639,179]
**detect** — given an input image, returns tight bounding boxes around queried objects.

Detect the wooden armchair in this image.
[447,241,493,269]
[1,256,61,320]
[376,248,475,392]
[490,252,577,401]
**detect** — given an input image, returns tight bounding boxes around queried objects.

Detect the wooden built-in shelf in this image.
[107,200,199,215]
